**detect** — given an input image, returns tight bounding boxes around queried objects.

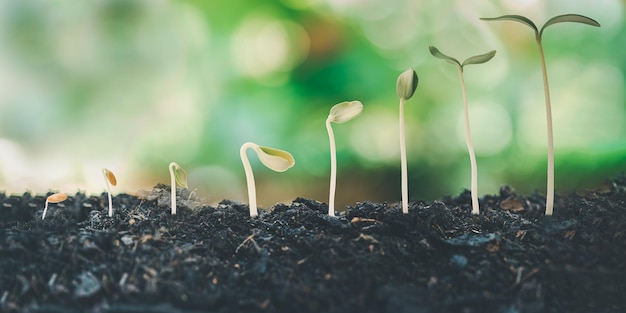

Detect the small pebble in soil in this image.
[74,272,101,298]
[450,254,468,269]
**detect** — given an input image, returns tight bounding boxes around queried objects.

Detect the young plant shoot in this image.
[240,142,295,217]
[326,100,363,216]
[102,168,117,217]
[42,193,68,220]
[396,69,418,214]
[481,14,600,215]
[429,46,496,215]
[168,162,188,215]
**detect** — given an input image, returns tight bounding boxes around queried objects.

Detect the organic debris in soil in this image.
[1,180,626,313]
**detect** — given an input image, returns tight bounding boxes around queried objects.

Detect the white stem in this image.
[42,200,49,220]
[240,142,258,217]
[399,98,409,214]
[326,118,336,217]
[537,38,555,216]
[107,187,113,217]
[103,170,113,217]
[169,162,177,215]
[458,68,479,214]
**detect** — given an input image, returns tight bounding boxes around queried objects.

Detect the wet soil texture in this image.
[1,178,626,313]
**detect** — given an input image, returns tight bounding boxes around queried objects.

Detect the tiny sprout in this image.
[326,100,363,216]
[102,168,117,217]
[429,46,496,215]
[168,162,188,215]
[42,193,68,220]
[481,14,600,216]
[240,142,295,217]
[396,68,418,100]
[396,69,418,214]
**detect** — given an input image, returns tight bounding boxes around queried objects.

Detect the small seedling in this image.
[102,168,117,217]
[240,142,295,217]
[168,162,188,215]
[429,46,496,215]
[396,69,418,214]
[42,193,68,220]
[326,100,363,216]
[481,14,600,215]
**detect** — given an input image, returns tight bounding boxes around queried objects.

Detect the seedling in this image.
[240,142,295,217]
[481,14,600,215]
[326,100,363,216]
[168,162,188,215]
[42,193,68,220]
[396,69,418,214]
[102,168,117,217]
[429,46,496,215]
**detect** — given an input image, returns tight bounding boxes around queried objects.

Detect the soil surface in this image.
[1,176,626,313]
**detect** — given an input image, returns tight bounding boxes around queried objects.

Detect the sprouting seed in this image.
[42,193,68,220]
[326,100,363,216]
[396,69,418,214]
[481,14,600,215]
[429,46,496,215]
[240,142,295,217]
[102,168,117,217]
[168,162,188,215]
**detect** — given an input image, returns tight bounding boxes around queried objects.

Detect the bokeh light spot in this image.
[231,14,309,82]
[457,100,513,156]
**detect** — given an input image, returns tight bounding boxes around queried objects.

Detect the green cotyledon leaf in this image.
[256,146,295,172]
[481,15,539,34]
[540,14,600,36]
[462,50,496,67]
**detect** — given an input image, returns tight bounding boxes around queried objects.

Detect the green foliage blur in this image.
[0,0,624,208]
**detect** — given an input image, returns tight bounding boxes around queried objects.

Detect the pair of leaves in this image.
[481,14,600,38]
[431,14,600,69]
[429,46,496,69]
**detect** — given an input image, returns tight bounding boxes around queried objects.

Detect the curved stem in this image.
[168,162,177,215]
[399,98,409,214]
[326,118,336,216]
[536,38,555,216]
[458,67,479,214]
[240,142,258,217]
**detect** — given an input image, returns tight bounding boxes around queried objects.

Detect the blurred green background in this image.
[0,0,624,208]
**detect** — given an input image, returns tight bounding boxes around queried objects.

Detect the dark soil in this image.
[2,176,626,313]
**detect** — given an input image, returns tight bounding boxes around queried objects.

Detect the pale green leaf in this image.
[256,146,295,172]
[462,50,496,67]
[172,163,188,188]
[481,15,538,34]
[429,46,461,68]
[540,14,600,36]
[328,101,363,123]
[395,68,419,100]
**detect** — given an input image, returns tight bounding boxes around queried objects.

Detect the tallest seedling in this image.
[396,69,418,214]
[429,46,496,215]
[481,14,600,215]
